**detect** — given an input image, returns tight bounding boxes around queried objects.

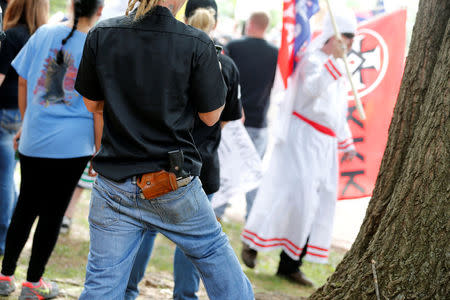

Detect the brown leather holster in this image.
[137,170,178,200]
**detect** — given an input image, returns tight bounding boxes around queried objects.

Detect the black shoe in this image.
[60,216,72,235]
[241,243,257,269]
[276,270,314,287]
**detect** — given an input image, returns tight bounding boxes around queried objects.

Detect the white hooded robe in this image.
[242,50,355,263]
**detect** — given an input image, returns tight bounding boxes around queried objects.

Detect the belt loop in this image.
[131,176,138,199]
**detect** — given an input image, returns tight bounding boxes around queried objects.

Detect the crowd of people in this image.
[0,0,357,299]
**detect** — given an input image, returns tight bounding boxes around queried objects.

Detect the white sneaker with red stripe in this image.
[19,278,59,300]
[0,274,15,296]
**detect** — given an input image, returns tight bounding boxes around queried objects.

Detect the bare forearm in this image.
[18,77,27,119]
[93,112,104,153]
[83,97,104,153]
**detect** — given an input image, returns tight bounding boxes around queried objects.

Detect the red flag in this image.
[278,0,296,88]
[338,10,407,200]
[278,0,319,88]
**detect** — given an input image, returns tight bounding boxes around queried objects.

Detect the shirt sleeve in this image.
[75,29,104,101]
[189,41,226,113]
[10,28,38,80]
[300,53,345,99]
[220,62,242,121]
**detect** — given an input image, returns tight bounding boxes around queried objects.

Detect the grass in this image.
[0,189,345,299]
[222,220,344,298]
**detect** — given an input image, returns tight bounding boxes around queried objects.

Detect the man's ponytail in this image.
[57,0,81,65]
[126,0,159,20]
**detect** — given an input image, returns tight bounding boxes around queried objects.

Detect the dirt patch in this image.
[136,272,300,300]
[137,272,209,299]
[255,292,306,300]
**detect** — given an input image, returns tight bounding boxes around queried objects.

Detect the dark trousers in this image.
[1,154,89,282]
[277,242,308,275]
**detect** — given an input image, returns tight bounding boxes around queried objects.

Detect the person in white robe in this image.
[241,10,358,286]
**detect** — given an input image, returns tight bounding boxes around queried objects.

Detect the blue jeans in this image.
[0,109,21,255]
[244,126,268,220]
[80,176,253,300]
[125,194,216,300]
[124,228,157,300]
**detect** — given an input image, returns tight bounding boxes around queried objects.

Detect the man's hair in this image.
[126,0,159,20]
[4,0,48,34]
[185,0,217,21]
[249,11,270,31]
[187,7,216,34]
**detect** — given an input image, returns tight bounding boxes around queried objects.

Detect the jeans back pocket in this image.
[150,180,200,224]
[89,182,122,228]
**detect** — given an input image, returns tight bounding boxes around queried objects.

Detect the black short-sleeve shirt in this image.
[75,6,226,181]
[0,25,30,109]
[193,53,242,194]
[226,37,278,128]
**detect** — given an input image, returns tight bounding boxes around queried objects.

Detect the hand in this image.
[13,128,22,151]
[88,159,98,177]
[342,150,357,162]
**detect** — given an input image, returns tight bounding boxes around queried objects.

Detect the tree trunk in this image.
[310,1,450,299]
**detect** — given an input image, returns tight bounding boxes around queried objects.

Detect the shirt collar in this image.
[152,6,174,17]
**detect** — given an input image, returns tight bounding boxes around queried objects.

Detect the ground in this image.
[0,189,345,299]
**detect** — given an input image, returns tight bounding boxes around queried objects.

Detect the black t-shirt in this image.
[75,6,226,181]
[226,37,278,128]
[0,25,30,109]
[193,53,242,195]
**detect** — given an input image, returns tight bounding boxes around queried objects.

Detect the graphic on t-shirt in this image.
[34,49,78,106]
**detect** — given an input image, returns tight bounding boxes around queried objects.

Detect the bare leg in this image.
[65,187,84,219]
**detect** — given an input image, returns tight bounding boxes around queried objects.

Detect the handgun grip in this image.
[168,150,188,178]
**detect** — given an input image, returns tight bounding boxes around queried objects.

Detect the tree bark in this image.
[310,1,450,299]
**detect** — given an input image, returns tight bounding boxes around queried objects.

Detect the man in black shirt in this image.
[226,12,278,220]
[186,0,243,198]
[75,1,253,299]
[124,1,244,299]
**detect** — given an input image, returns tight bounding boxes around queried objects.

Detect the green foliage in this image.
[217,0,237,19]
[268,9,282,30]
[50,0,67,16]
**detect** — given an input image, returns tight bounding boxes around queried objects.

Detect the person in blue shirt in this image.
[0,1,104,299]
